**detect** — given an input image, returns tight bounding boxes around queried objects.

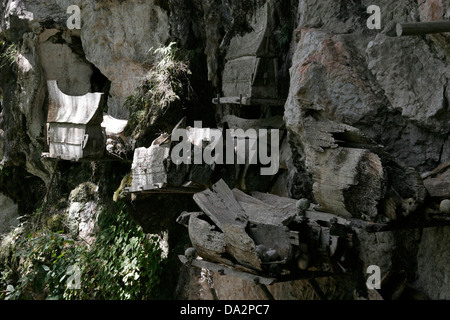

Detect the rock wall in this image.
[0,0,449,300]
[0,193,19,234]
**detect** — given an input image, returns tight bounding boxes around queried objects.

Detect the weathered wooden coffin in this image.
[225,2,274,61]
[45,80,106,161]
[179,182,450,283]
[221,56,278,99]
[128,134,171,192]
[126,115,286,194]
[179,179,355,279]
[213,2,284,106]
[47,123,105,161]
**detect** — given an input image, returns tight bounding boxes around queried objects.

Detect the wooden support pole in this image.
[256,283,275,300]
[397,20,450,36]
[308,279,327,300]
[212,96,286,106]
[178,255,277,285]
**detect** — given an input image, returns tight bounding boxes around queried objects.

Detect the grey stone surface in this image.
[414,226,450,300]
[2,0,450,301]
[0,193,19,234]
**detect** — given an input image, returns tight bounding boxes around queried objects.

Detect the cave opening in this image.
[90,63,111,113]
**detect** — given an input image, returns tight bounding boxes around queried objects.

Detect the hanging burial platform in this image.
[125,115,287,195]
[177,180,450,285]
[42,80,131,162]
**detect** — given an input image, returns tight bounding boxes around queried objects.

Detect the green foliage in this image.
[0,41,19,69]
[69,203,165,300]
[1,230,76,300]
[0,203,165,300]
[124,42,192,140]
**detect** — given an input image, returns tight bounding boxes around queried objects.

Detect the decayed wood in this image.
[223,20,278,99]
[232,188,296,226]
[250,191,297,209]
[128,135,170,192]
[178,255,277,285]
[357,215,450,233]
[305,208,450,233]
[193,179,262,270]
[222,115,284,131]
[310,147,384,220]
[212,96,286,106]
[193,183,294,268]
[193,180,248,230]
[225,2,273,60]
[188,213,234,266]
[396,21,450,36]
[222,224,262,271]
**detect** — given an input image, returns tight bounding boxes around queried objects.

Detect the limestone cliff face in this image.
[0,0,449,300]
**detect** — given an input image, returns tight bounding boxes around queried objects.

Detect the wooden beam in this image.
[396,21,450,36]
[179,255,276,285]
[179,255,340,284]
[193,180,248,230]
[125,186,202,194]
[357,215,450,233]
[212,96,286,106]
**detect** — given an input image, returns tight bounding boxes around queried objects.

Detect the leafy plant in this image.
[4,230,76,300]
[0,41,19,69]
[0,203,165,300]
[124,42,192,141]
[70,203,165,300]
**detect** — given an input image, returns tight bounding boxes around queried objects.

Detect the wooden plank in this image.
[249,191,297,209]
[232,188,296,226]
[222,115,284,130]
[180,254,341,284]
[212,96,242,105]
[305,210,352,227]
[193,179,248,231]
[193,180,262,270]
[178,255,276,285]
[125,186,202,194]
[130,142,170,192]
[241,98,286,106]
[397,21,450,36]
[212,96,286,106]
[188,213,234,266]
[222,224,262,270]
[222,56,257,97]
